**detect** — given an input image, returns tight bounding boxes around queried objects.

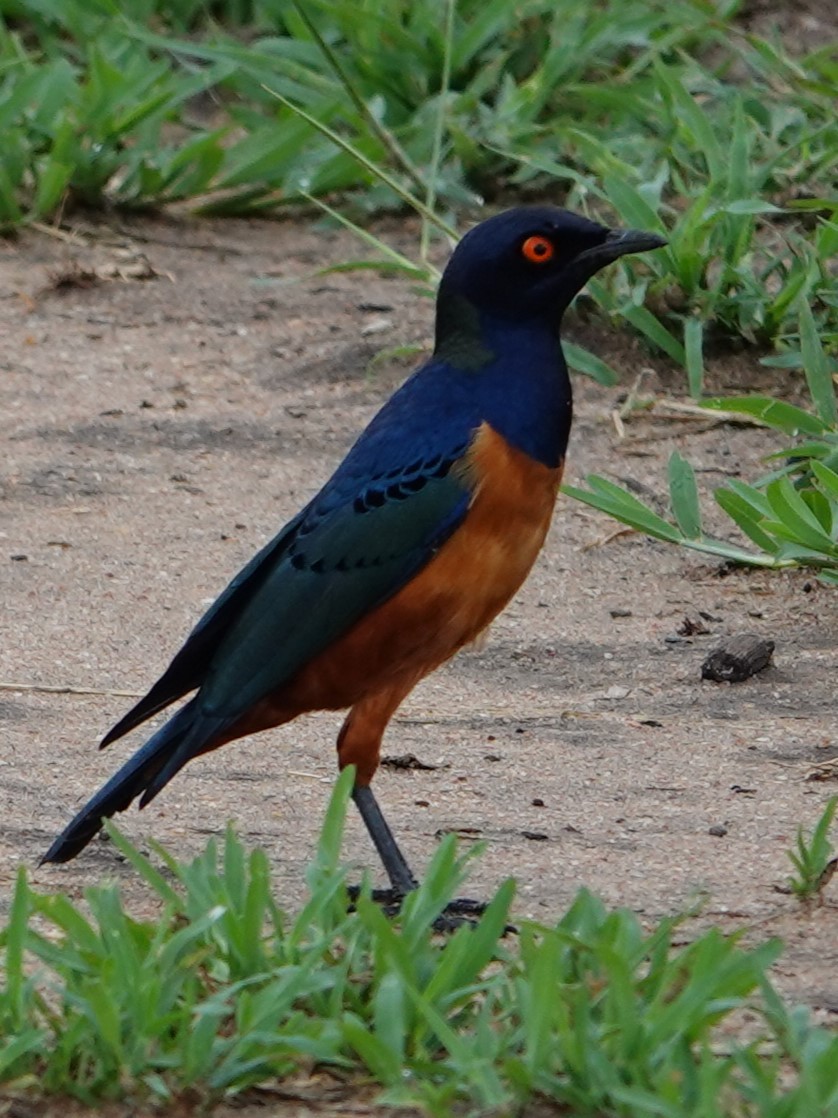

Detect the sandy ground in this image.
[1,212,835,1043]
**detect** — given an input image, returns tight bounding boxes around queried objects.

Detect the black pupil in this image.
[533,241,547,255]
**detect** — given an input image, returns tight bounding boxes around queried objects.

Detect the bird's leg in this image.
[339,696,492,928]
[351,785,492,929]
[352,784,418,896]
[338,690,419,900]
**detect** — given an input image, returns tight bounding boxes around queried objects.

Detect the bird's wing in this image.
[101,398,476,745]
[197,435,472,722]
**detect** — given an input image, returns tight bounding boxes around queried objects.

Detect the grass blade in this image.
[765,477,837,554]
[288,0,426,198]
[701,396,827,436]
[563,477,682,543]
[301,191,437,282]
[799,301,838,426]
[668,451,702,539]
[619,304,686,365]
[715,489,780,553]
[684,316,704,398]
[563,340,619,386]
[260,85,457,240]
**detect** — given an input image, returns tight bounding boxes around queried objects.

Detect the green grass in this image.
[786,796,838,900]
[4,0,837,579]
[2,8,837,1109]
[2,0,836,377]
[564,310,838,582]
[1,770,838,1115]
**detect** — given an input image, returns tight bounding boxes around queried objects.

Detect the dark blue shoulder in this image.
[309,357,482,516]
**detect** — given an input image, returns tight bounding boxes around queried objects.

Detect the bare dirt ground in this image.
[0,208,836,1113]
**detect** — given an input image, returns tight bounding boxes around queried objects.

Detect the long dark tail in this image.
[41,700,201,864]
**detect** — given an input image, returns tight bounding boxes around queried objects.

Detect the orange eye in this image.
[521,235,555,264]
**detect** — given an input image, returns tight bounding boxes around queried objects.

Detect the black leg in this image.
[352,784,418,896]
[350,784,507,932]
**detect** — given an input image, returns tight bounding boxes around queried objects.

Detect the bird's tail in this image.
[41,699,200,864]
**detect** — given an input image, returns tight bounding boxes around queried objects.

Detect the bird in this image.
[42,206,666,898]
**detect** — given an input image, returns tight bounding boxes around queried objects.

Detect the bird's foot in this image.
[431,896,488,933]
[432,897,518,934]
[346,884,407,919]
[347,886,515,933]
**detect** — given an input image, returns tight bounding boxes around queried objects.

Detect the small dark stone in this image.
[380,753,441,771]
[610,608,633,618]
[435,826,482,840]
[531,798,545,807]
[522,831,549,841]
[357,301,393,313]
[701,633,775,682]
[678,615,710,636]
[709,824,728,837]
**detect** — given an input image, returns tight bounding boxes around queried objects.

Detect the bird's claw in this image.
[346,883,407,918]
[346,885,516,934]
[432,897,517,935]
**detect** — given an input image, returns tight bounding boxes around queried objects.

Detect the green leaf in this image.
[726,97,750,202]
[653,60,723,179]
[720,199,784,215]
[668,452,702,539]
[0,163,24,224]
[715,489,780,553]
[723,478,773,518]
[766,477,837,554]
[4,867,30,1027]
[701,396,827,436]
[619,304,686,365]
[343,1012,402,1083]
[563,477,682,543]
[104,822,183,908]
[260,84,457,239]
[811,460,838,500]
[799,301,838,426]
[602,174,665,236]
[563,340,619,385]
[306,192,438,282]
[683,317,704,398]
[803,489,833,535]
[33,159,72,218]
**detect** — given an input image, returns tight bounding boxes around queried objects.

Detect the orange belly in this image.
[269,422,562,720]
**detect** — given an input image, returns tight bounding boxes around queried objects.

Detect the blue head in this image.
[436,206,665,332]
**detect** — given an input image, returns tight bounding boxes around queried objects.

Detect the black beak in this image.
[576,227,668,271]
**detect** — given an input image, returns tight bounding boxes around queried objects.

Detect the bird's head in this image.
[437,206,666,326]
